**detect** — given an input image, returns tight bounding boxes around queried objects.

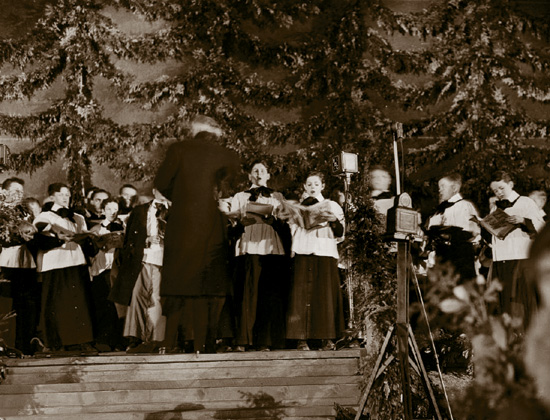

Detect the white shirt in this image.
[142,200,166,266]
[428,193,480,240]
[290,195,344,259]
[33,205,88,272]
[230,186,285,256]
[0,245,36,269]
[491,191,545,261]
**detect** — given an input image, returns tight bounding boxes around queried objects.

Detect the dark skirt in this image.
[90,270,120,347]
[491,259,539,329]
[2,267,41,354]
[39,265,94,348]
[286,255,345,340]
[233,254,290,348]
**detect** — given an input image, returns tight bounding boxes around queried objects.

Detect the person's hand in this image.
[507,215,524,225]
[57,231,74,242]
[18,221,37,242]
[275,208,291,221]
[319,210,337,222]
[240,217,257,226]
[263,215,275,225]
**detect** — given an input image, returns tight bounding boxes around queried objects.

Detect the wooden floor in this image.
[0,349,364,420]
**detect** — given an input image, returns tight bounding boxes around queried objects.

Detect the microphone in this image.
[392,122,404,139]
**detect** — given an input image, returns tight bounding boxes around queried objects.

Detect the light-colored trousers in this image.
[123,263,166,343]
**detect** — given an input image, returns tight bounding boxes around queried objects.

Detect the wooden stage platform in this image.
[0,349,364,420]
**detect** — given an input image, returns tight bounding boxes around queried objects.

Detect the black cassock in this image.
[154,134,240,300]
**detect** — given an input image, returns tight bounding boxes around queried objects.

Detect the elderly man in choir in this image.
[426,173,480,282]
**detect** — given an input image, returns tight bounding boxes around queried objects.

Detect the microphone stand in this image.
[353,124,444,420]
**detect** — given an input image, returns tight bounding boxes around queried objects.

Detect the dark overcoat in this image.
[109,203,149,306]
[154,135,240,297]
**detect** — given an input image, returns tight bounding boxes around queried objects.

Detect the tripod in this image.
[353,238,445,420]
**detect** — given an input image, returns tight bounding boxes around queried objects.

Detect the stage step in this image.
[0,349,364,419]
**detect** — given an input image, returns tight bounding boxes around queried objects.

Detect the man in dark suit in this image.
[154,116,241,353]
[109,188,170,353]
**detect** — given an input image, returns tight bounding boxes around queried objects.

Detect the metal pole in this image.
[343,173,354,329]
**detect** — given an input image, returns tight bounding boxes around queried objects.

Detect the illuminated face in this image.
[370,169,391,192]
[92,192,109,213]
[304,175,324,198]
[103,202,119,222]
[4,182,24,204]
[53,187,71,208]
[120,187,137,207]
[249,163,270,187]
[438,178,458,202]
[490,180,514,201]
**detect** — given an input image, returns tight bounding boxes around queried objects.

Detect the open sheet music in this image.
[472,208,517,240]
[278,199,333,229]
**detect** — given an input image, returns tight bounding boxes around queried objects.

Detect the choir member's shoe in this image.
[233,346,246,352]
[60,345,83,357]
[31,337,50,357]
[321,340,336,351]
[80,343,99,356]
[126,342,157,354]
[216,345,232,353]
[297,340,310,351]
[94,343,112,353]
[0,345,23,358]
[257,346,271,352]
[34,347,53,358]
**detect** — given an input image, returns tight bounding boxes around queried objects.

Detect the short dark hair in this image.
[305,171,325,183]
[92,189,110,200]
[491,171,513,184]
[119,184,137,194]
[85,186,98,196]
[22,197,40,211]
[248,160,269,173]
[49,183,70,195]
[2,177,24,190]
[101,197,120,210]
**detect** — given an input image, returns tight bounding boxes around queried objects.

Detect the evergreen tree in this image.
[0,0,548,203]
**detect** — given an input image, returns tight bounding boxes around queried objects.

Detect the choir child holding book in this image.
[285,172,345,351]
[32,183,97,355]
[488,171,545,328]
[229,161,290,351]
[426,173,480,282]
[88,198,125,351]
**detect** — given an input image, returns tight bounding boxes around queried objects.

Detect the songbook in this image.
[35,220,124,247]
[245,202,274,224]
[472,208,517,240]
[278,199,334,230]
[94,231,125,249]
